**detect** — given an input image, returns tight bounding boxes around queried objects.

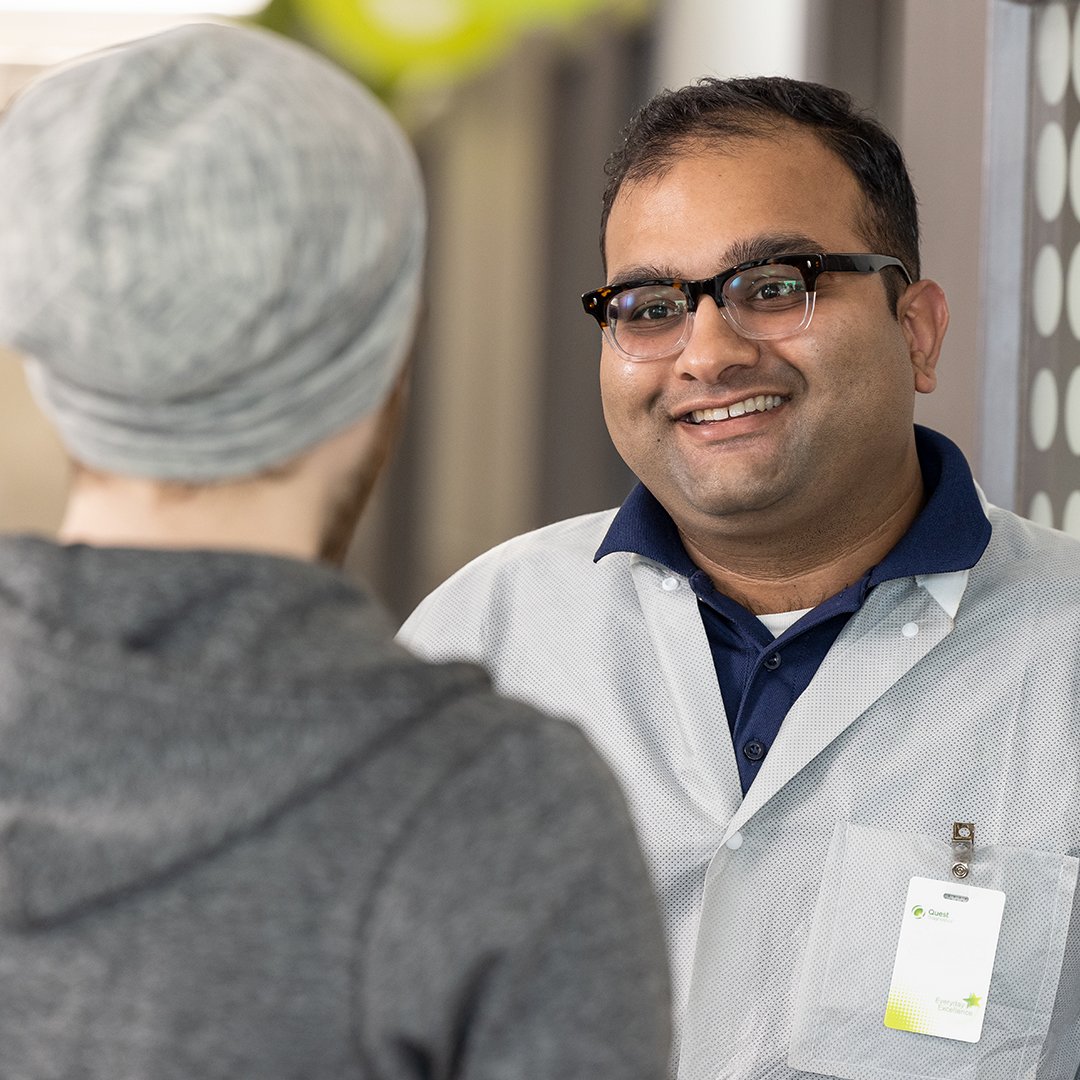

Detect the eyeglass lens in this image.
[606,262,812,359]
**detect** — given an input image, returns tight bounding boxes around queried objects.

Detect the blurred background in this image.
[0,0,1073,620]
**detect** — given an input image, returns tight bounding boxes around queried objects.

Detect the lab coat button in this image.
[725,832,744,851]
[901,622,919,638]
[743,739,767,761]
[661,576,679,591]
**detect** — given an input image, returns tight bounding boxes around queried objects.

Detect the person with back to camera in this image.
[401,74,1080,1078]
[0,22,671,1080]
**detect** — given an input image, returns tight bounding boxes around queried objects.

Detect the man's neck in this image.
[57,412,387,566]
[58,474,325,562]
[677,470,926,615]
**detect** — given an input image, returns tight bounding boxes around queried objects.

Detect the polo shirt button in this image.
[725,831,744,850]
[743,739,767,762]
[763,652,781,671]
[661,576,679,591]
[901,622,919,638]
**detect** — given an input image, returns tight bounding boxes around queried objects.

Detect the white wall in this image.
[652,0,817,88]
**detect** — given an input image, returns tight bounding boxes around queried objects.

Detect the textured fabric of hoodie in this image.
[0,536,669,1079]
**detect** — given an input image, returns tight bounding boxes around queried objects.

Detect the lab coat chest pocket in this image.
[788,819,1078,1080]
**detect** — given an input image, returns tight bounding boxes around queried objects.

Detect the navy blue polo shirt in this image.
[594,426,991,794]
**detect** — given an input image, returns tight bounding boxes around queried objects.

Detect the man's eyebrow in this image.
[608,233,827,286]
[721,233,824,266]
[606,264,677,285]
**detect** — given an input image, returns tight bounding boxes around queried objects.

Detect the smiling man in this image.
[400,77,1080,1078]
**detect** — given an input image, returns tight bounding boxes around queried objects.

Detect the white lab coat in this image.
[399,502,1080,1080]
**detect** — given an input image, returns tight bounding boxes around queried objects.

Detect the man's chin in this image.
[666,467,794,519]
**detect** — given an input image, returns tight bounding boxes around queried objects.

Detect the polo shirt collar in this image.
[595,426,991,612]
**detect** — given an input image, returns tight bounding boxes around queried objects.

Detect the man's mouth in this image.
[683,394,785,424]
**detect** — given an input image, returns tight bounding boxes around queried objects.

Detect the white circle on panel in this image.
[1033,244,1064,337]
[1068,365,1080,453]
[1064,491,1080,538]
[1030,367,1059,451]
[1073,1,1080,103]
[1039,3,1071,105]
[1037,122,1068,222]
[1071,121,1080,222]
[1068,243,1080,339]
[1028,491,1055,527]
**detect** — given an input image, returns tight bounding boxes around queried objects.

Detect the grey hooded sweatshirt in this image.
[0,536,670,1079]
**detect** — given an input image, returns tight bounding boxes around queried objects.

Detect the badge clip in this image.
[951,821,974,879]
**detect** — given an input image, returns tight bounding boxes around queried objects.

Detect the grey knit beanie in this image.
[0,21,425,480]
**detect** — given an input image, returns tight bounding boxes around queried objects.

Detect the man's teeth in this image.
[687,395,783,423]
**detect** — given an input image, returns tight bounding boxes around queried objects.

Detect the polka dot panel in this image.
[1037,120,1068,221]
[1019,2,1080,530]
[1038,2,1071,105]
[1028,489,1055,525]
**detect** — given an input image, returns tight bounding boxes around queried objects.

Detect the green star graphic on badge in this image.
[964,993,982,1008]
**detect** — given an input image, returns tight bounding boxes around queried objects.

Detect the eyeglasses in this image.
[581,252,912,361]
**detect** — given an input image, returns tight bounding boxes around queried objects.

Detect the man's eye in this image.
[612,286,687,328]
[750,278,804,301]
[631,300,681,321]
[727,269,807,308]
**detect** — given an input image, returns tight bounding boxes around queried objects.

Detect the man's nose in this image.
[672,296,761,382]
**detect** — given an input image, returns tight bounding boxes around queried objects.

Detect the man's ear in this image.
[897,279,949,395]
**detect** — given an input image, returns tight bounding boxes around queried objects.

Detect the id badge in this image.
[883,875,1005,1042]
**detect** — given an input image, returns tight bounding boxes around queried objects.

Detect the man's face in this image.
[599,130,931,547]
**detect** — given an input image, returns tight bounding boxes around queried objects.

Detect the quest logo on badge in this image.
[883,876,1005,1043]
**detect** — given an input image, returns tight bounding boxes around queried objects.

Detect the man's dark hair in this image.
[600,76,920,310]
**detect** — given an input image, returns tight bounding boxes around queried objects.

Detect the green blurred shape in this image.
[253,0,642,92]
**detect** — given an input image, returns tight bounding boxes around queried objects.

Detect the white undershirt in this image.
[756,607,813,638]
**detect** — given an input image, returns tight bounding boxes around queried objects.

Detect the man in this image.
[401,75,1080,1079]
[0,23,671,1079]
